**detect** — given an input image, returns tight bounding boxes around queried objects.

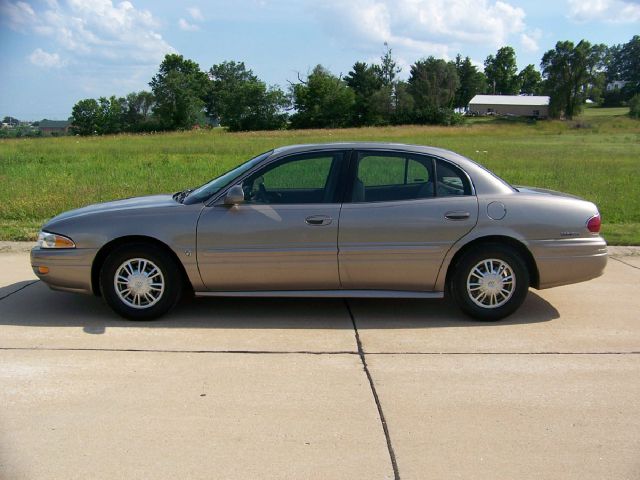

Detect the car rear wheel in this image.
[100,244,182,320]
[451,244,529,321]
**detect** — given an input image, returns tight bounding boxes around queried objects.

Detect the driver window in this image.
[242,152,344,204]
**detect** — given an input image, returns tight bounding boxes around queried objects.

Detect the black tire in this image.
[450,244,529,321]
[99,243,183,320]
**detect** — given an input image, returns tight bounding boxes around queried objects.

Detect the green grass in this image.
[1,108,639,244]
[581,105,630,117]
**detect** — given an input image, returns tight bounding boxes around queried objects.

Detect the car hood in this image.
[45,194,177,226]
[515,186,584,200]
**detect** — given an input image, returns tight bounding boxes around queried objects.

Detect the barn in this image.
[38,119,71,135]
[468,95,550,118]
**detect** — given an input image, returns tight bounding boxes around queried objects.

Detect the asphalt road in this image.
[1,248,639,479]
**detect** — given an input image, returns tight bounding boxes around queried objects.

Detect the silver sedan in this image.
[31,143,607,321]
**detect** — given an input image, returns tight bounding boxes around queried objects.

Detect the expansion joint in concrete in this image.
[344,299,400,480]
[610,256,640,271]
[0,280,39,302]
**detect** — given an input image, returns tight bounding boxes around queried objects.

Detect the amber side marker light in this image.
[54,237,75,248]
[37,266,49,274]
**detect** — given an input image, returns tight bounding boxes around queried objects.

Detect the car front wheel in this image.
[451,244,529,321]
[100,244,183,320]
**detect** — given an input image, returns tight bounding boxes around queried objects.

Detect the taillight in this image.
[587,214,601,233]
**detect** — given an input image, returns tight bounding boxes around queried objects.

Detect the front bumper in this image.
[30,247,98,294]
[529,237,608,289]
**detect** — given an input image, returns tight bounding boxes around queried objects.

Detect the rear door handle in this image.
[305,215,332,226]
[445,211,470,220]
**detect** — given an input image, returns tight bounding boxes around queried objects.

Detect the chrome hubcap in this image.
[114,258,164,309]
[466,258,515,309]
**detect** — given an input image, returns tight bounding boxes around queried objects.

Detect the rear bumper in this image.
[30,247,97,295]
[529,237,608,289]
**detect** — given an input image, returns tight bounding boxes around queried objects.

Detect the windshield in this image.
[183,150,272,204]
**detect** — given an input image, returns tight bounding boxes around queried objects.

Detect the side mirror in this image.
[223,184,245,205]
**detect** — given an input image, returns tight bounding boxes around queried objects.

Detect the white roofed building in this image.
[468,95,550,118]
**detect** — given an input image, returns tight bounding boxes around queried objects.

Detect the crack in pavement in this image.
[1,347,638,355]
[0,280,39,301]
[344,299,401,480]
[0,347,358,354]
[610,256,640,271]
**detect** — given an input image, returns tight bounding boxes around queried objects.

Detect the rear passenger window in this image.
[435,159,472,196]
[351,152,434,202]
[358,156,405,187]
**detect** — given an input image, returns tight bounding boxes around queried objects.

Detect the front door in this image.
[197,150,348,291]
[338,150,479,291]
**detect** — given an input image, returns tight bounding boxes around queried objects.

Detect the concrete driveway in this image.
[1,247,639,479]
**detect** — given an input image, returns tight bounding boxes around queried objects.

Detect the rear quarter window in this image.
[436,159,473,196]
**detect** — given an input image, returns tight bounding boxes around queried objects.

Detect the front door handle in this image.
[445,211,471,220]
[305,215,332,226]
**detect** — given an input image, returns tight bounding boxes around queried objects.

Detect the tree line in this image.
[70,35,640,135]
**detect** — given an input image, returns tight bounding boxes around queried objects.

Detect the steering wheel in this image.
[255,183,269,203]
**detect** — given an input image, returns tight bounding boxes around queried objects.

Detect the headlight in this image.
[37,231,76,249]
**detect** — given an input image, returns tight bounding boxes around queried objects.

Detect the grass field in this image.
[1,107,639,244]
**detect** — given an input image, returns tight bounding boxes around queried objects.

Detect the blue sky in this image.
[1,0,638,120]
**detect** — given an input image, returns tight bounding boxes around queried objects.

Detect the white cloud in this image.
[314,0,528,60]
[2,0,175,65]
[187,6,204,21]
[0,0,37,31]
[567,0,640,23]
[28,48,64,68]
[178,17,199,31]
[520,28,542,52]
[179,6,204,31]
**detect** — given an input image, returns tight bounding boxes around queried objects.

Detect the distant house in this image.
[468,95,550,118]
[39,119,71,135]
[606,80,628,92]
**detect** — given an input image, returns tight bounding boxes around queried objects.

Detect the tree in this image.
[454,54,487,108]
[149,54,209,130]
[71,98,101,135]
[72,93,158,135]
[484,46,520,95]
[97,96,126,134]
[517,64,542,95]
[123,91,155,130]
[207,61,288,131]
[379,42,401,86]
[373,43,403,124]
[290,65,355,129]
[2,116,19,126]
[408,57,459,123]
[613,36,640,98]
[629,94,640,119]
[606,44,623,82]
[541,40,606,119]
[345,61,384,125]
[390,81,415,124]
[586,44,609,103]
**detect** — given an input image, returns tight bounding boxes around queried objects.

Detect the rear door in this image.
[338,150,478,291]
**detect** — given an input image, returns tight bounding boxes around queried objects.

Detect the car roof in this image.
[272,142,454,157]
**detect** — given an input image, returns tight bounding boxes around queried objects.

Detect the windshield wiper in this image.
[174,188,194,204]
